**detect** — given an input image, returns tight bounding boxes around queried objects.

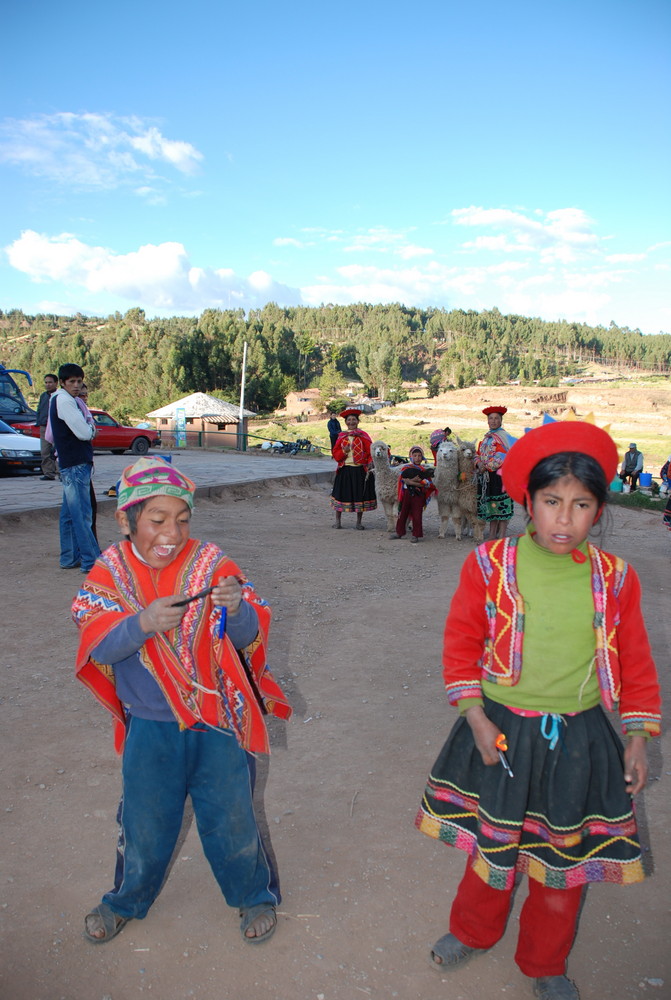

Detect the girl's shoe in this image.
[429,932,487,969]
[533,976,579,1000]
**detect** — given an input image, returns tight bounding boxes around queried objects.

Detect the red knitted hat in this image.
[339,407,363,418]
[482,405,507,416]
[501,422,619,506]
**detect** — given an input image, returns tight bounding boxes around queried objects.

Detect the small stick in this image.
[350,790,359,817]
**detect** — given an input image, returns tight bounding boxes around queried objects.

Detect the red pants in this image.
[450,857,583,977]
[396,491,425,538]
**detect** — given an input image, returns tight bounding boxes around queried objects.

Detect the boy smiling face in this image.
[116,495,192,568]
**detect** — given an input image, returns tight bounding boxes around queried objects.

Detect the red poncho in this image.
[72,538,292,754]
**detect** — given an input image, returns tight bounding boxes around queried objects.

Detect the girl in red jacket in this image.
[416,422,661,1000]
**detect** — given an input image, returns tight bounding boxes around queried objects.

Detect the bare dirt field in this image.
[1,478,669,1000]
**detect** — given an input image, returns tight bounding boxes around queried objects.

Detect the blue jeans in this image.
[59,463,100,570]
[102,718,279,920]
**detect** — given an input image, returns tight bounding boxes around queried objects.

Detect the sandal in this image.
[83,902,129,944]
[429,932,487,970]
[239,904,277,944]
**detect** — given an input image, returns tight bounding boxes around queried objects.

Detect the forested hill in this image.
[1,304,670,422]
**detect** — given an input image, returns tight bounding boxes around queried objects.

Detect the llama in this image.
[371,440,401,532]
[434,439,461,538]
[454,437,485,543]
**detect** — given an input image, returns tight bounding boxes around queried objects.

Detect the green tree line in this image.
[1,304,669,422]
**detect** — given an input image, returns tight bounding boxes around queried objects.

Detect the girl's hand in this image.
[139,596,187,635]
[211,576,243,616]
[464,705,501,766]
[624,735,649,796]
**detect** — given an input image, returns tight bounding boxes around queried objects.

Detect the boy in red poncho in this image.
[72,457,291,946]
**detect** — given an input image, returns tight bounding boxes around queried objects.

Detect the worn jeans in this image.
[103,718,279,920]
[59,463,100,570]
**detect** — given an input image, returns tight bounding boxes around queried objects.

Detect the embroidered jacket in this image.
[72,539,292,754]
[443,537,661,737]
[332,429,373,469]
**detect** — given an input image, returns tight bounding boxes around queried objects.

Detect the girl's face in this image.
[529,473,599,555]
[345,415,359,431]
[410,449,423,464]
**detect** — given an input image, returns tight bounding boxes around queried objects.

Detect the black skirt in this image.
[416,696,644,891]
[477,471,514,522]
[330,465,377,513]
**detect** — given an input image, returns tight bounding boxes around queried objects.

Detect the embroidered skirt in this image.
[415,697,645,891]
[330,465,377,513]
[477,471,514,522]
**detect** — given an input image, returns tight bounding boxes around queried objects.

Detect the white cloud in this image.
[453,205,599,263]
[397,244,434,260]
[605,253,646,263]
[273,237,305,247]
[5,230,302,313]
[0,112,203,191]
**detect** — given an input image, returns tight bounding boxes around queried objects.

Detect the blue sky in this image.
[1,0,669,333]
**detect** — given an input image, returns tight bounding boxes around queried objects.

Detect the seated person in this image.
[620,442,644,490]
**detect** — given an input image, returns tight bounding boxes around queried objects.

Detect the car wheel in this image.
[131,437,150,455]
[111,449,126,455]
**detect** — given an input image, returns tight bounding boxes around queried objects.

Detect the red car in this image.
[14,409,160,456]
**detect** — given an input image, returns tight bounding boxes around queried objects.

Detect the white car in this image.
[0,418,42,474]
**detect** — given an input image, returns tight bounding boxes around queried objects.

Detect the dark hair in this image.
[45,373,58,381]
[527,452,608,507]
[444,426,452,435]
[124,500,148,534]
[58,362,84,381]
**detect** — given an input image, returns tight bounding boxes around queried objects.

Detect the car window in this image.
[0,418,19,434]
[94,413,118,427]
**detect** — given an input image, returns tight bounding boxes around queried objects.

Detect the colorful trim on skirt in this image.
[477,472,513,522]
[415,697,645,891]
[330,465,377,513]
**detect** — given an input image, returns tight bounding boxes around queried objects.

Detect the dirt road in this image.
[1,479,669,1000]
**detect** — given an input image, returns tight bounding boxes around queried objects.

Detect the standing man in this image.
[475,405,516,539]
[36,373,59,480]
[327,410,342,451]
[50,363,100,572]
[620,442,644,491]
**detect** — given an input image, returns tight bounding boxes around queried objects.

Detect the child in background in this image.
[416,422,661,1000]
[72,457,291,945]
[391,445,436,542]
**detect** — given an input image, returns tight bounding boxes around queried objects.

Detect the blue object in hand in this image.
[217,606,227,639]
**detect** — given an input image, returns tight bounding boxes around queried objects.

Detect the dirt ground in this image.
[1,479,669,1000]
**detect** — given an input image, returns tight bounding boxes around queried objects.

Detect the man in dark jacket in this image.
[36,373,59,480]
[50,363,100,572]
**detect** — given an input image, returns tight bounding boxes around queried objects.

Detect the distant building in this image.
[283,388,323,417]
[146,392,255,449]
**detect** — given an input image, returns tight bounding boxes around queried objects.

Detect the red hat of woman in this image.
[339,408,363,418]
[482,405,507,416]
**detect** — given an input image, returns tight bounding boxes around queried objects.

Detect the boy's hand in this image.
[211,576,242,616]
[624,735,649,796]
[139,596,187,635]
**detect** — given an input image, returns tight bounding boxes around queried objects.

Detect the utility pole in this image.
[237,341,248,451]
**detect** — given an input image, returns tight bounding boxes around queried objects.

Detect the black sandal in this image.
[83,902,129,944]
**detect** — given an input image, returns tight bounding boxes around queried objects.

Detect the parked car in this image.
[13,409,160,456]
[0,418,41,474]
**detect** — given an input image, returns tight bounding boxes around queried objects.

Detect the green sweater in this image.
[481,528,601,714]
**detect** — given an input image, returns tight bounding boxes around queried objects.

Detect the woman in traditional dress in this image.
[476,405,516,539]
[330,408,377,530]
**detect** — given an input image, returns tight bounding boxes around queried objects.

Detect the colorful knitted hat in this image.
[339,407,363,418]
[501,422,619,506]
[117,456,196,511]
